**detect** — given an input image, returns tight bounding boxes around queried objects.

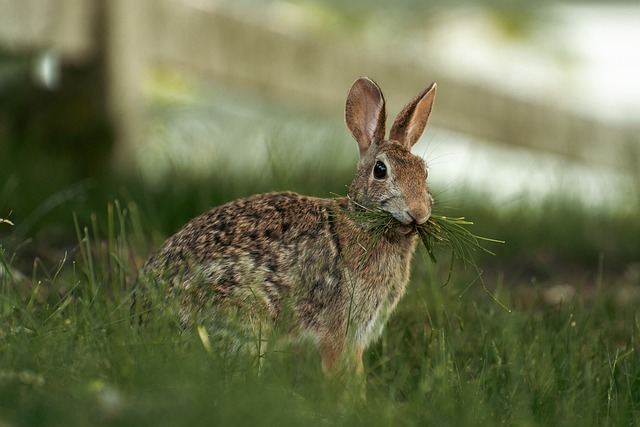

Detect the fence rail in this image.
[1,0,638,170]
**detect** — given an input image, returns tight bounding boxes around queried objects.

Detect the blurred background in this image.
[0,0,639,299]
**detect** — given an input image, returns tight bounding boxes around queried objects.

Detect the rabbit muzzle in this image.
[395,196,432,235]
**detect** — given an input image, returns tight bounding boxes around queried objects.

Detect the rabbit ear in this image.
[389,82,437,148]
[345,77,387,158]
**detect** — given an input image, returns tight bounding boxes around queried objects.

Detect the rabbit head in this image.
[345,77,437,234]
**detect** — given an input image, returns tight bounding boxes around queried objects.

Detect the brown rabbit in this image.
[143,77,437,375]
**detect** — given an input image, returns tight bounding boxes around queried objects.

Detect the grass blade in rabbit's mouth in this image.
[417,215,503,264]
[345,196,503,264]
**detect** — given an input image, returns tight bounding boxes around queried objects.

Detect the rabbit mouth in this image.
[395,223,418,235]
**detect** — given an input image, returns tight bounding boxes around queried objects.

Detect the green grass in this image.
[1,80,639,426]
[1,195,638,427]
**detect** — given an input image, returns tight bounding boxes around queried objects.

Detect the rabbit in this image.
[142,77,437,376]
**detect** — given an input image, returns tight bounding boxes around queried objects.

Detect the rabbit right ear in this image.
[389,82,436,149]
[345,77,387,158]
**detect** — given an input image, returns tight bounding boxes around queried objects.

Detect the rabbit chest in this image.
[336,224,419,347]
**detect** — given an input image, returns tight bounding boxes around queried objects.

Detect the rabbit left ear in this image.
[390,82,437,148]
[345,77,387,158]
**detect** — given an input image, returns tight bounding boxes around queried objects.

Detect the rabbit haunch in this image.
[143,77,437,374]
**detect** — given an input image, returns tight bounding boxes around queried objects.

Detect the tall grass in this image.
[2,59,639,425]
[0,197,638,426]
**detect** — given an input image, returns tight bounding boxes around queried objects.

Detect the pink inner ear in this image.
[364,96,385,142]
[345,77,387,157]
[406,96,434,146]
[390,83,436,148]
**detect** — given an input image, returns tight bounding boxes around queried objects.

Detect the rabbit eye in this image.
[373,160,387,179]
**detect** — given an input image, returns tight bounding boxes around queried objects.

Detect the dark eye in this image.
[373,160,387,179]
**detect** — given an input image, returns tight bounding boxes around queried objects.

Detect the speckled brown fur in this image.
[142,77,438,375]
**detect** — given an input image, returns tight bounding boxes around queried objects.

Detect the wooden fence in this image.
[1,0,638,171]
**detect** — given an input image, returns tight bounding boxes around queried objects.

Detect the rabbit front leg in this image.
[319,338,365,379]
[320,341,367,401]
[354,347,364,376]
[319,338,343,374]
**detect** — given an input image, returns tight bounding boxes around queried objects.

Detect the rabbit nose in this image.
[404,191,432,226]
[411,212,430,225]
[408,205,430,225]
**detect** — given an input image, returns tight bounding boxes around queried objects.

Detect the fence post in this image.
[105,0,148,173]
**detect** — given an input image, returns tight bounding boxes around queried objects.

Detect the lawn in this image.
[0,87,638,426]
[1,180,638,426]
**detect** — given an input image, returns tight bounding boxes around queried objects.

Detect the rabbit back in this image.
[144,192,349,337]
